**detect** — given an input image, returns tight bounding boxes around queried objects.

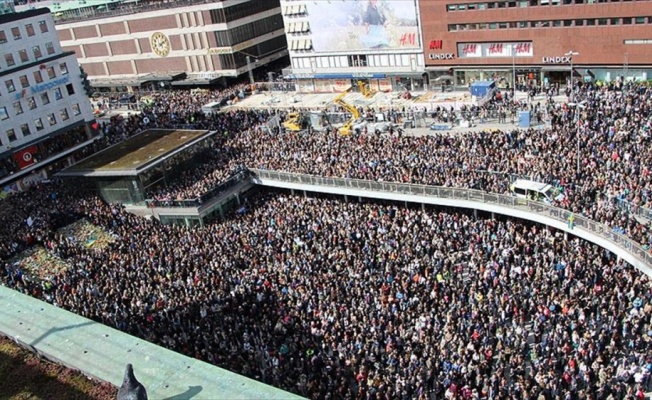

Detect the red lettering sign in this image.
[429,40,443,50]
[488,43,503,54]
[399,33,416,46]
[515,43,531,54]
[462,44,477,54]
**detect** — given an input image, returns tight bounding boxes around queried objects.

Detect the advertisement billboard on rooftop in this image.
[306,0,420,53]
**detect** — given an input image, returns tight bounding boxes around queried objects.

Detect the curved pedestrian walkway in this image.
[249,169,652,277]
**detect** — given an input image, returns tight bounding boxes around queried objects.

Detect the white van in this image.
[510,179,564,204]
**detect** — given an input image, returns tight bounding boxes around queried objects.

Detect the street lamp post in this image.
[565,50,579,102]
[245,55,255,86]
[512,44,517,94]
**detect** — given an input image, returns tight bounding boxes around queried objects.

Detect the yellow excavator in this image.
[332,87,364,136]
[357,80,376,98]
[282,112,303,131]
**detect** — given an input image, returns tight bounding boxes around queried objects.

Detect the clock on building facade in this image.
[150,32,170,57]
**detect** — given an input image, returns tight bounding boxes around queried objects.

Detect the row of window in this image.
[289,39,312,51]
[1,63,68,97]
[213,14,283,47]
[209,0,280,24]
[0,19,48,43]
[283,4,307,17]
[447,0,649,11]
[291,53,417,70]
[449,16,652,31]
[0,104,82,146]
[2,42,57,70]
[1,83,75,120]
[286,21,310,34]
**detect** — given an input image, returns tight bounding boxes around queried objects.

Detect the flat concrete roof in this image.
[58,129,214,177]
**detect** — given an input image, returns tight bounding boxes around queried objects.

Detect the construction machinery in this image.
[357,80,376,98]
[282,112,305,131]
[332,87,366,136]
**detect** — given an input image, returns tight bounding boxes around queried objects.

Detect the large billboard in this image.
[306,0,420,53]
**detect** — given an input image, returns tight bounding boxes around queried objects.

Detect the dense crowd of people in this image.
[1,79,652,399]
[2,186,652,399]
[92,81,652,248]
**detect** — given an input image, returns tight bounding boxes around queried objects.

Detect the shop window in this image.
[635,17,646,24]
[623,17,632,24]
[6,129,16,142]
[34,118,44,131]
[27,97,36,110]
[20,124,30,137]
[18,49,28,63]
[563,19,573,26]
[41,92,49,105]
[586,19,595,25]
[47,113,56,126]
[0,30,6,44]
[33,45,42,59]
[5,79,15,93]
[0,107,8,121]
[598,18,608,25]
[11,27,20,40]
[13,101,23,115]
[72,103,81,116]
[19,75,29,88]
[25,23,35,37]
[60,108,69,121]
[5,53,15,66]
[39,20,48,33]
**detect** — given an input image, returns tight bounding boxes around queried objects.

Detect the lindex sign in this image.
[429,53,455,60]
[542,56,572,64]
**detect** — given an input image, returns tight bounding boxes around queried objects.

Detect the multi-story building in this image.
[420,0,652,90]
[281,0,426,93]
[19,0,289,88]
[0,7,96,195]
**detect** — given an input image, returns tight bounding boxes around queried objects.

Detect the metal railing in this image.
[145,170,248,208]
[249,168,652,269]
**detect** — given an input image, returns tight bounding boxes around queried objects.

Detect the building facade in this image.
[42,0,288,88]
[0,8,96,194]
[281,0,426,93]
[420,0,652,90]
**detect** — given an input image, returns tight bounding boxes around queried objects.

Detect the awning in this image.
[171,78,221,86]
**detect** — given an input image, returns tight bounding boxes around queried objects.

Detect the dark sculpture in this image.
[117,363,148,400]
